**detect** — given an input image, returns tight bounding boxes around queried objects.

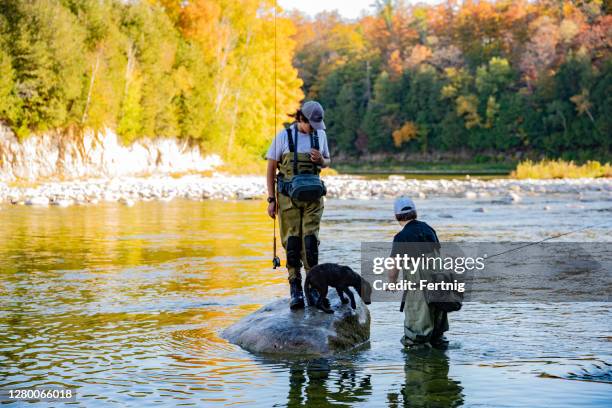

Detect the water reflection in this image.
[272,349,462,408]
[285,359,372,407]
[395,348,463,408]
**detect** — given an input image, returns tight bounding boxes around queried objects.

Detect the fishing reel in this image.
[272,256,281,269]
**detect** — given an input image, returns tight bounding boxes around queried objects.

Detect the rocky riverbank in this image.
[0,174,610,207]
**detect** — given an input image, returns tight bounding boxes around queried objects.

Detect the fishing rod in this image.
[399,220,610,312]
[485,221,610,260]
[272,4,280,269]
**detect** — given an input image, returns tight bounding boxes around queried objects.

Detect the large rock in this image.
[222,289,370,356]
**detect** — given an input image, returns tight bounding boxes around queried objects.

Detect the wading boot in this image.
[429,336,449,350]
[289,278,305,310]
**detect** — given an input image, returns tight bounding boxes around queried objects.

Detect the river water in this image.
[0,191,610,406]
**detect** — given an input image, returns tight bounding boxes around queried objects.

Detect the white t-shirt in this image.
[266,125,330,162]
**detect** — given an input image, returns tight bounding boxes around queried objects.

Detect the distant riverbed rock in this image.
[0,175,610,207]
[222,289,371,356]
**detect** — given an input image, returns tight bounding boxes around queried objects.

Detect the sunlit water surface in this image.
[0,192,610,406]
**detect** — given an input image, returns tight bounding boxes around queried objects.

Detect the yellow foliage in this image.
[488,57,511,77]
[392,121,418,147]
[442,67,471,101]
[441,84,457,99]
[444,67,457,78]
[320,167,338,176]
[512,160,612,179]
[570,89,592,117]
[456,94,481,129]
[217,156,267,175]
[178,0,303,163]
[559,19,580,43]
[484,95,499,128]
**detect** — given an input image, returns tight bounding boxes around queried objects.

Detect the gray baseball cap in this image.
[394,196,416,215]
[301,100,326,130]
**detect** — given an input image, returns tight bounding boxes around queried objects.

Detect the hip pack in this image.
[285,173,326,202]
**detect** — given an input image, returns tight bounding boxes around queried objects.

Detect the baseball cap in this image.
[394,196,416,215]
[301,100,326,130]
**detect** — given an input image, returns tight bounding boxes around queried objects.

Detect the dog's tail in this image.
[304,274,314,306]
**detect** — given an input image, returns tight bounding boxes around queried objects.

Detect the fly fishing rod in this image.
[272,4,281,269]
[485,221,610,260]
[399,220,610,312]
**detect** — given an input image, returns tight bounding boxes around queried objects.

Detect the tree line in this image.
[292,0,611,162]
[0,0,302,161]
[0,0,609,165]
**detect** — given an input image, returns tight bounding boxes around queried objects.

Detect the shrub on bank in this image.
[512,160,612,179]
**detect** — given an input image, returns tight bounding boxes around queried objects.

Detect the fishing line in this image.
[398,220,610,312]
[485,221,611,260]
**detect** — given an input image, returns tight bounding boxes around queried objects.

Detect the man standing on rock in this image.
[265,101,331,310]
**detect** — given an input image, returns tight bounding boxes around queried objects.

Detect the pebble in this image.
[25,196,49,206]
[503,192,522,204]
[51,198,72,207]
[119,197,135,207]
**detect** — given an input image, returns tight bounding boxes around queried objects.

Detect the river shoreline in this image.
[1,174,610,207]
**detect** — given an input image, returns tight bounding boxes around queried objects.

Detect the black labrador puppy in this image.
[305,263,372,314]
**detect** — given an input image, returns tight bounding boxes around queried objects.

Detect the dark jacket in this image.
[391,220,440,258]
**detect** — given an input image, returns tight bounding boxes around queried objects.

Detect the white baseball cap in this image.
[394,196,416,215]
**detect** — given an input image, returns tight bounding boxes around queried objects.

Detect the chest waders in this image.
[396,224,449,347]
[401,262,449,347]
[277,124,324,310]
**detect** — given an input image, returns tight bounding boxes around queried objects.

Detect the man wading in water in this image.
[266,101,331,310]
[387,197,449,349]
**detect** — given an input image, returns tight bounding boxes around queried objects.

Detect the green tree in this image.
[0,32,18,123]
[2,0,86,138]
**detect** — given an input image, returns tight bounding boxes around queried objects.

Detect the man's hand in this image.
[310,148,323,165]
[267,202,276,219]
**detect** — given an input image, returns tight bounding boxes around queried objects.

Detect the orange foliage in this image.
[406,45,433,69]
[392,122,418,148]
[292,0,607,93]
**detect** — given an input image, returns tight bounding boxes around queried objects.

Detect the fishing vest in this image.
[277,124,326,201]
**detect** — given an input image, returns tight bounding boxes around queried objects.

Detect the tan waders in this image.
[401,266,448,347]
[277,150,324,310]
